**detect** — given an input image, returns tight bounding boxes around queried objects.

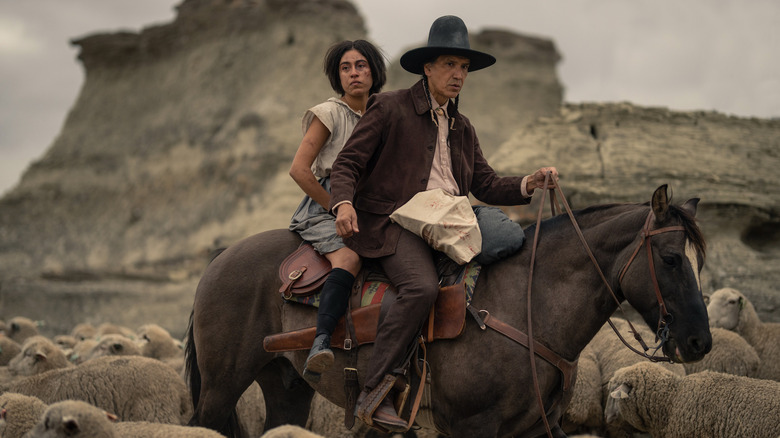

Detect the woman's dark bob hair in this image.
[324,40,386,96]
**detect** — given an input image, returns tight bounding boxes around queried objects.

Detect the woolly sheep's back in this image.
[260,424,325,438]
[0,392,48,438]
[609,363,780,437]
[0,336,22,366]
[7,355,191,424]
[562,346,602,432]
[683,327,759,376]
[113,421,225,437]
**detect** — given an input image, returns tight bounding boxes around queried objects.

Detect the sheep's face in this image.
[605,363,675,433]
[706,288,743,331]
[28,400,117,438]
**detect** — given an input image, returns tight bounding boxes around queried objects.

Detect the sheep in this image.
[235,381,265,438]
[5,318,42,344]
[2,355,191,424]
[67,339,98,364]
[136,324,185,373]
[561,344,601,433]
[24,399,224,437]
[605,362,780,437]
[682,327,759,376]
[8,336,73,377]
[85,334,142,360]
[260,424,325,438]
[0,335,22,366]
[562,318,685,436]
[707,287,780,380]
[52,335,78,350]
[69,323,96,342]
[0,392,47,438]
[95,323,136,340]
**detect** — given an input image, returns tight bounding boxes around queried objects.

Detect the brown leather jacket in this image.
[329,79,529,258]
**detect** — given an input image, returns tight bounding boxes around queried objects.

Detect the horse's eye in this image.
[662,256,676,267]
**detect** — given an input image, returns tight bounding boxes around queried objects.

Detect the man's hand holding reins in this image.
[527,167,559,192]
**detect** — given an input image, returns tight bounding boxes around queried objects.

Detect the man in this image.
[329,15,558,431]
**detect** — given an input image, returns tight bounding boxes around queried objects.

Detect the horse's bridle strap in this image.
[618,212,686,318]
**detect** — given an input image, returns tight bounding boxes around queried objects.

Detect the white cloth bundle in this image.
[389,188,482,264]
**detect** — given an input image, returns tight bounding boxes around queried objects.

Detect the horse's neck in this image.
[528,206,648,360]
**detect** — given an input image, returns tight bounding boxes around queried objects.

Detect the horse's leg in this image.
[256,357,315,429]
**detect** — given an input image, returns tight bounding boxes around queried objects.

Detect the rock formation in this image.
[491,103,780,317]
[0,0,777,336]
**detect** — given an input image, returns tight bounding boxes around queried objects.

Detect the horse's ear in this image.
[651,184,670,222]
[681,198,700,217]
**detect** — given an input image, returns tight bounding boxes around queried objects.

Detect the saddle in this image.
[267,243,476,353]
[263,281,467,352]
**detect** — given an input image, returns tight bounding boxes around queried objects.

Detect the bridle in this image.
[543,179,687,363]
[615,209,686,355]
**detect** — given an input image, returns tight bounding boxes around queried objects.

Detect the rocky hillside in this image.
[0,0,565,336]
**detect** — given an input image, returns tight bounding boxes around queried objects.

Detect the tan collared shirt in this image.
[425,97,460,196]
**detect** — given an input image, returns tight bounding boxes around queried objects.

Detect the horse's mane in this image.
[533,200,707,260]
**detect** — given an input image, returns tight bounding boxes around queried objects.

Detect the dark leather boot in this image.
[371,393,407,432]
[302,333,334,384]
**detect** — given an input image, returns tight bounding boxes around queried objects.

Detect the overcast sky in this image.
[1,0,778,196]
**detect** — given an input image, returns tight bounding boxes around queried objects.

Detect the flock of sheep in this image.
[1,286,778,437]
[564,287,780,438]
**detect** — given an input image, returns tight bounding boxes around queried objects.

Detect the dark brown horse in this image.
[184,185,711,438]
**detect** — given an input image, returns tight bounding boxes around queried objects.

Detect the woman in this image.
[288,40,386,384]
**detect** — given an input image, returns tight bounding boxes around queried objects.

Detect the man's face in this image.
[424,55,470,106]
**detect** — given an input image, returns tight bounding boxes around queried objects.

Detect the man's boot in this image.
[302,333,334,384]
[371,393,407,432]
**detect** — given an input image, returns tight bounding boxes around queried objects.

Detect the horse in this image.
[184,184,711,438]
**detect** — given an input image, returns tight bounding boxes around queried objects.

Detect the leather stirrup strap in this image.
[403,337,429,431]
[343,294,360,429]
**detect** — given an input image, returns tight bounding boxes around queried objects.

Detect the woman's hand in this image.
[335,203,360,238]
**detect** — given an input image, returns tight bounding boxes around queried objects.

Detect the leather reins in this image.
[476,173,685,438]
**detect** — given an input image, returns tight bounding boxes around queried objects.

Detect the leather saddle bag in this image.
[278,242,332,299]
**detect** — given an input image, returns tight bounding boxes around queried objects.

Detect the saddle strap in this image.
[479,310,577,392]
[343,291,360,429]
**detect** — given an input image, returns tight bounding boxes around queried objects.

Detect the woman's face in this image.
[424,55,469,106]
[339,49,372,98]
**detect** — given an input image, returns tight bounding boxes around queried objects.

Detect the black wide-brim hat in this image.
[400,15,496,75]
